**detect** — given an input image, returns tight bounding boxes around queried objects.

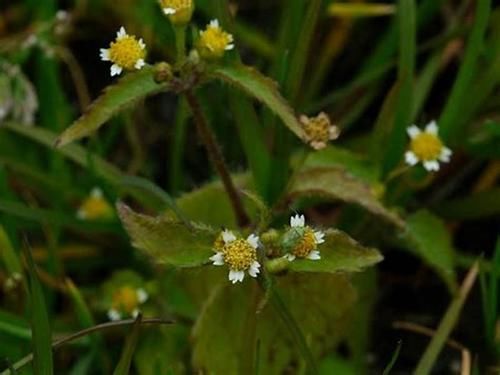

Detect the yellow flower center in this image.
[112,287,139,314]
[292,228,317,258]
[79,195,113,220]
[222,239,257,271]
[109,36,145,70]
[303,117,330,144]
[160,0,192,10]
[198,24,233,59]
[410,132,443,161]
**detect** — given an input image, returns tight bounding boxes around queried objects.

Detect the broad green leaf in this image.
[405,210,457,291]
[117,203,215,267]
[210,64,306,140]
[192,274,357,374]
[287,229,383,274]
[328,3,395,17]
[113,315,142,375]
[25,247,53,375]
[287,167,404,228]
[55,65,172,147]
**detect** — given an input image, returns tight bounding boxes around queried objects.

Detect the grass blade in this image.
[24,243,54,375]
[112,314,142,375]
[382,340,402,375]
[439,0,491,142]
[414,262,479,375]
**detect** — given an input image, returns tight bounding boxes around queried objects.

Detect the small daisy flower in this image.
[100,27,146,77]
[196,19,234,60]
[77,187,114,220]
[300,112,340,150]
[209,229,261,284]
[107,286,148,321]
[284,214,325,262]
[405,120,452,172]
[159,0,194,25]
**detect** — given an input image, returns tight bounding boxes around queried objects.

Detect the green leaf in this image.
[210,64,306,140]
[405,210,457,291]
[287,167,404,228]
[117,203,215,267]
[287,229,383,274]
[25,246,54,375]
[192,274,357,374]
[113,314,142,375]
[55,65,171,147]
[0,225,22,274]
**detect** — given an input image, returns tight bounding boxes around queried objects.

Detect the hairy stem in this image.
[185,90,250,227]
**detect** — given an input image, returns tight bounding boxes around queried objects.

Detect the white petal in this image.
[117,26,127,39]
[110,64,122,76]
[314,231,325,244]
[100,48,110,61]
[423,160,440,172]
[209,19,220,28]
[135,59,145,70]
[222,229,236,244]
[310,141,327,150]
[425,120,438,135]
[209,252,225,266]
[138,38,146,49]
[290,214,305,228]
[329,126,340,140]
[90,187,103,198]
[228,270,245,284]
[246,234,259,249]
[439,147,452,162]
[107,309,121,321]
[307,250,321,260]
[225,44,234,51]
[284,254,296,262]
[405,151,419,166]
[76,209,87,219]
[163,7,177,15]
[131,309,139,318]
[248,261,261,278]
[407,125,421,139]
[136,288,148,304]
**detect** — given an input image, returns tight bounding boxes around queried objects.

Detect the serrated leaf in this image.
[210,64,306,140]
[117,203,214,267]
[55,66,171,147]
[287,167,404,228]
[288,229,383,273]
[405,210,457,291]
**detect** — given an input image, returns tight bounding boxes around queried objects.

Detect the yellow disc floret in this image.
[77,188,113,220]
[197,20,234,59]
[109,36,145,70]
[291,228,317,258]
[112,286,139,315]
[300,112,340,150]
[410,132,444,161]
[159,0,194,25]
[222,239,257,271]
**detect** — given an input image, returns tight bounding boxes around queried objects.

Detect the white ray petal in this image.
[100,48,110,61]
[423,160,440,172]
[229,270,245,284]
[222,229,236,244]
[407,125,420,139]
[117,26,127,39]
[246,234,259,249]
[248,261,261,277]
[163,7,177,15]
[307,250,321,260]
[110,64,122,76]
[425,120,438,134]
[136,288,148,304]
[314,231,325,244]
[107,309,121,321]
[405,151,419,166]
[290,214,305,228]
[135,59,145,70]
[209,252,225,266]
[284,254,296,262]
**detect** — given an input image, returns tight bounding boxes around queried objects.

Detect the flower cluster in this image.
[300,112,340,150]
[210,215,325,284]
[159,0,194,25]
[405,121,452,172]
[196,20,235,60]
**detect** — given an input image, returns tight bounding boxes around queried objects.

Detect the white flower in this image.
[107,308,121,321]
[405,120,452,172]
[210,231,261,284]
[100,27,146,77]
[285,214,324,261]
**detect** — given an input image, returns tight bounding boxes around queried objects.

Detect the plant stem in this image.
[185,90,250,227]
[174,25,186,65]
